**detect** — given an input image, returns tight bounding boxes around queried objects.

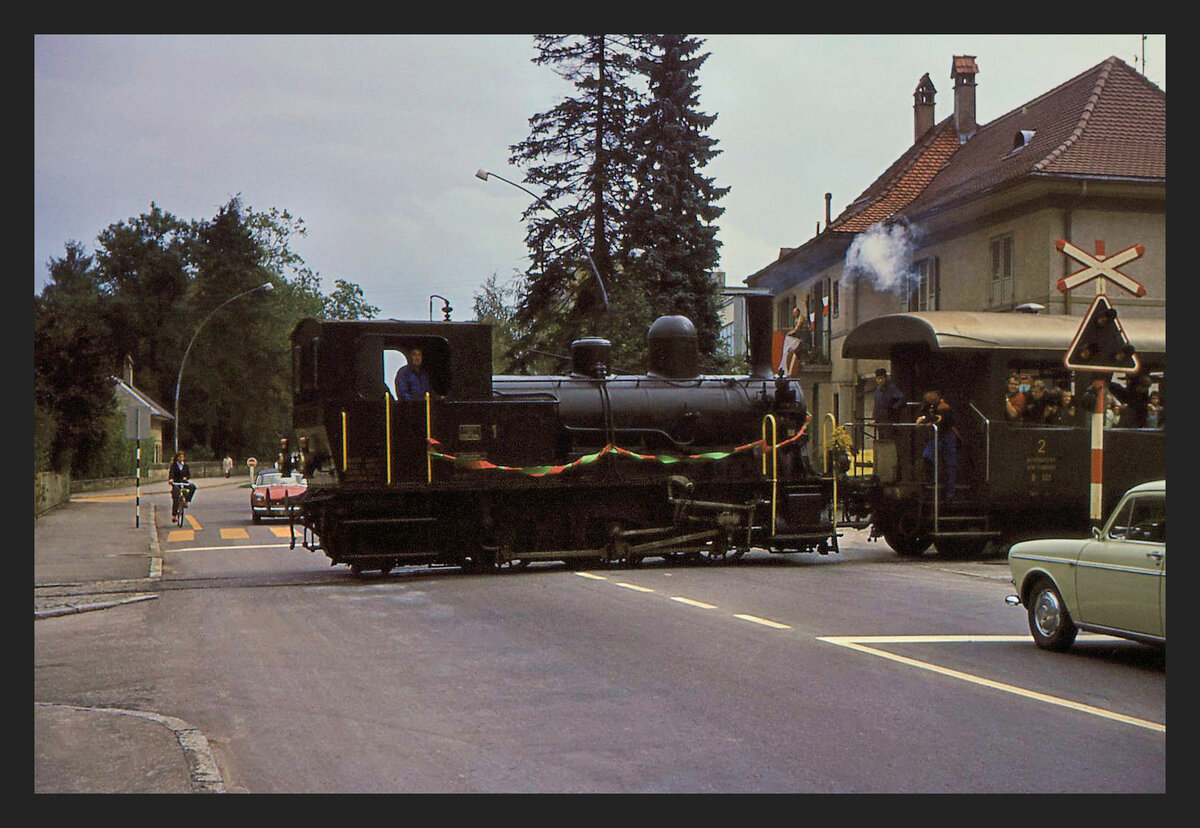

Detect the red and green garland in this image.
[426,417,809,478]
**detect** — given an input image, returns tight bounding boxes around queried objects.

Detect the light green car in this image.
[1006,479,1166,651]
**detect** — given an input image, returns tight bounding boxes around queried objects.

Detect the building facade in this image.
[744,55,1166,456]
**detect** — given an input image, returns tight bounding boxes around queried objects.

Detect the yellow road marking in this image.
[220,528,249,539]
[269,527,292,537]
[734,613,792,630]
[818,635,1165,734]
[574,572,608,581]
[671,596,718,610]
[166,529,195,542]
[185,514,201,530]
[616,582,655,593]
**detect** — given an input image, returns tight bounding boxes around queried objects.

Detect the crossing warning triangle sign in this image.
[1064,294,1139,372]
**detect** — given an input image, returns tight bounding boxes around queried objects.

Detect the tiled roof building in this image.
[743,53,1165,449]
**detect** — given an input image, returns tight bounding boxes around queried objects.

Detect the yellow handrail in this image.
[341,411,348,472]
[425,391,433,483]
[762,414,777,536]
[823,412,838,535]
[385,392,392,485]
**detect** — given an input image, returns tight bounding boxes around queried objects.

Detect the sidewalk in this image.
[34,476,242,794]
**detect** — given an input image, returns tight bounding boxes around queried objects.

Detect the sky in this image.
[34,34,1166,324]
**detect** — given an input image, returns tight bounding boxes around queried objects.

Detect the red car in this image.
[250,469,308,523]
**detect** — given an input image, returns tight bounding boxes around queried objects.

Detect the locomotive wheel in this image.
[884,531,932,558]
[566,557,605,571]
[698,532,738,564]
[481,545,528,572]
[492,556,530,573]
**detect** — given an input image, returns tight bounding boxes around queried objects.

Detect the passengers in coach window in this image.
[1147,392,1164,428]
[1003,374,1025,421]
[1021,379,1052,424]
[1051,388,1080,427]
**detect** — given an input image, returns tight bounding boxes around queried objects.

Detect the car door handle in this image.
[1145,551,1164,561]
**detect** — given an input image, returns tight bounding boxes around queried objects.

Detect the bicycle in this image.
[170,481,194,527]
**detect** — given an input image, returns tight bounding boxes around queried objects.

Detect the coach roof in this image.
[842,310,1166,360]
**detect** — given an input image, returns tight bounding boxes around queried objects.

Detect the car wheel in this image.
[1027,579,1078,651]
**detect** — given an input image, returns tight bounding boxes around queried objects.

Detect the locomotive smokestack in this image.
[744,292,774,379]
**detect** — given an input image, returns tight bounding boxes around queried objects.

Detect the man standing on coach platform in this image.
[872,368,906,438]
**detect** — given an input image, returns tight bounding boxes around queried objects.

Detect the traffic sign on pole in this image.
[1055,239,1146,296]
[1064,294,1139,373]
[1055,238,1151,525]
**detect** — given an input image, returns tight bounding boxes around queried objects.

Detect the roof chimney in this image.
[913,72,936,142]
[824,192,832,228]
[123,354,134,386]
[951,55,979,143]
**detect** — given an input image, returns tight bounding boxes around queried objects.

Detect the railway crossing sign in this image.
[1064,294,1139,372]
[1053,238,1149,523]
[1055,239,1146,296]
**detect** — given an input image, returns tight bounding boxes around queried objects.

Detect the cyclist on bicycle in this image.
[168,451,197,519]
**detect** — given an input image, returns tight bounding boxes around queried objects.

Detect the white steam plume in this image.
[843,220,922,294]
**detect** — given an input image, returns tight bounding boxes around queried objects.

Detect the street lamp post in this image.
[429,294,453,321]
[475,168,609,311]
[173,282,274,456]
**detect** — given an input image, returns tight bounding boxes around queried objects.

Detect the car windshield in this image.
[1106,493,1166,543]
[256,470,305,486]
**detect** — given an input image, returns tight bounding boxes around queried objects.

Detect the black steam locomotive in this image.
[289,294,852,574]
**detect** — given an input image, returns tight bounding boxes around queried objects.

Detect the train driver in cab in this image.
[394,347,432,402]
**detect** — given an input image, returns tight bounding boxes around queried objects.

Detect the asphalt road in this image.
[35,479,1166,793]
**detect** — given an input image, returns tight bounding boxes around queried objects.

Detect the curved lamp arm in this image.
[476,168,609,311]
[429,294,453,321]
[174,282,274,455]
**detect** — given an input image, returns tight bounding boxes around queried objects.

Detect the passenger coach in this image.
[842,310,1166,558]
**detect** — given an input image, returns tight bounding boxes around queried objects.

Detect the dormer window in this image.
[1011,129,1036,152]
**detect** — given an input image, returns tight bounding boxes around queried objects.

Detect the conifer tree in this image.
[625,34,729,368]
[506,34,648,372]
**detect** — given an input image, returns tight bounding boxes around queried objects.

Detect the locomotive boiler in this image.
[289,294,848,575]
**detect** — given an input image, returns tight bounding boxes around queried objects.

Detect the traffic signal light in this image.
[1065,294,1139,372]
